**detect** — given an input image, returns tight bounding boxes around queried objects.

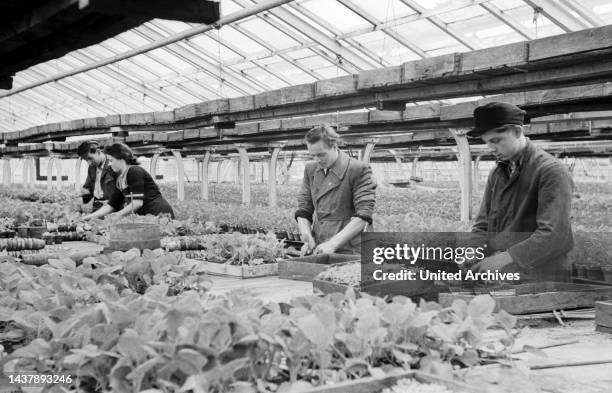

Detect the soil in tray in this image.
[279,253,360,281]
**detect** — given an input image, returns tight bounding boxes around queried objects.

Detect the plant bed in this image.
[279,253,361,281]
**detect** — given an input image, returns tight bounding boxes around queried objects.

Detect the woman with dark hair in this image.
[82,143,175,220]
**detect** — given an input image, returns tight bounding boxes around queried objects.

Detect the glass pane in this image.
[237,18,301,50]
[437,5,488,24]
[395,19,462,52]
[351,30,421,65]
[350,0,416,22]
[213,26,268,55]
[300,0,371,33]
[502,6,566,38]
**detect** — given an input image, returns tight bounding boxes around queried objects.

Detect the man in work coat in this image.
[77,141,120,212]
[469,102,574,282]
[295,125,377,255]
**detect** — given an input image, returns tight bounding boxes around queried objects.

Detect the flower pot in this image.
[585,266,604,281]
[602,267,612,283]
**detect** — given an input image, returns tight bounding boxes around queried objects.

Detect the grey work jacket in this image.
[295,150,376,254]
[473,139,574,281]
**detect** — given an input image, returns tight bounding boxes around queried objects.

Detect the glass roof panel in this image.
[501,5,566,37]
[351,30,421,64]
[239,66,288,89]
[237,19,301,50]
[349,0,416,22]
[213,27,268,55]
[299,0,370,33]
[410,0,450,11]
[395,20,464,52]
[491,0,527,10]
[437,5,489,24]
[187,34,239,61]
[264,59,318,84]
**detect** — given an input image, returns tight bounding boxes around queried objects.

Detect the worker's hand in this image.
[79,188,91,197]
[314,240,338,255]
[300,233,316,256]
[470,251,514,275]
[81,214,92,221]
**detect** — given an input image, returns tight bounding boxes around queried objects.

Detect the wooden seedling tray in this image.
[313,279,357,296]
[279,253,360,281]
[197,260,279,279]
[299,370,472,393]
[439,282,612,315]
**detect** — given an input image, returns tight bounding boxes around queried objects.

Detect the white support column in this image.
[269,144,285,207]
[21,158,29,188]
[2,158,11,186]
[74,158,83,191]
[236,145,251,206]
[473,155,482,195]
[28,157,37,188]
[200,150,211,201]
[234,159,241,185]
[450,129,473,222]
[171,150,185,202]
[47,156,56,190]
[150,152,160,180]
[361,138,378,163]
[55,158,63,189]
[411,157,419,179]
[216,160,222,183]
[196,157,202,183]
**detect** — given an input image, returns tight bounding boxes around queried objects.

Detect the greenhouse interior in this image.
[1,0,612,392]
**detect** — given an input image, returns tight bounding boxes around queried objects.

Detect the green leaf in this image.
[11,338,52,358]
[467,294,496,319]
[48,258,76,271]
[495,309,517,331]
[117,330,148,363]
[127,356,164,392]
[297,314,332,349]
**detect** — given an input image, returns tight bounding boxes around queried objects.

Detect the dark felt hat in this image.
[77,141,99,158]
[468,102,526,137]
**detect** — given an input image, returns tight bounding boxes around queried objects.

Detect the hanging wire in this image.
[533,6,542,39]
[216,27,224,98]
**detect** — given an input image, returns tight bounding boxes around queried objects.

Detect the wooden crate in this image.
[279,253,360,281]
[197,260,278,279]
[440,282,612,315]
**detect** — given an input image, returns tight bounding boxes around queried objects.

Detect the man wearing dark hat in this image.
[77,141,119,212]
[468,102,574,282]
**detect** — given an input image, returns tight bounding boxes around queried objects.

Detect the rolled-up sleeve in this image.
[295,167,314,222]
[507,164,573,270]
[351,164,376,225]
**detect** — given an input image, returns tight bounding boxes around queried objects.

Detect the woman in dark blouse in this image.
[83,143,175,220]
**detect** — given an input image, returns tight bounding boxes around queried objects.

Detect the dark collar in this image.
[316,149,350,178]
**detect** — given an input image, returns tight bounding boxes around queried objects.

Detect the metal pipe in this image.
[0,0,295,99]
